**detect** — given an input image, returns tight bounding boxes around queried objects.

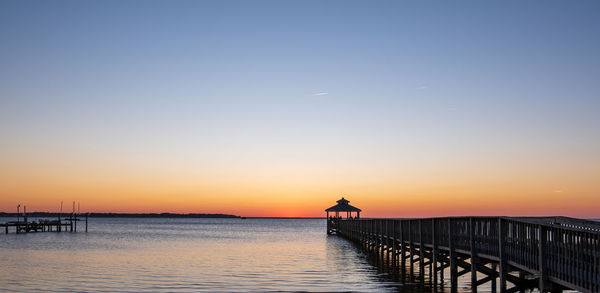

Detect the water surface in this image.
[1,218,416,292]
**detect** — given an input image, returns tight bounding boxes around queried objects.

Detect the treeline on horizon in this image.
[0,212,241,218]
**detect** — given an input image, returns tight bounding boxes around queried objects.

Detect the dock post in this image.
[470,218,478,293]
[326,211,330,234]
[366,220,370,253]
[432,218,438,287]
[498,218,507,292]
[386,220,391,267]
[363,221,366,250]
[400,220,406,273]
[491,263,497,293]
[392,220,397,269]
[419,219,425,284]
[387,220,392,268]
[71,202,74,232]
[383,220,387,266]
[380,219,384,266]
[359,221,363,248]
[368,220,372,257]
[518,272,526,293]
[409,221,414,276]
[374,219,378,261]
[538,225,548,292]
[366,220,370,255]
[86,213,88,232]
[449,219,457,293]
[372,220,376,257]
[369,220,372,254]
[440,254,445,287]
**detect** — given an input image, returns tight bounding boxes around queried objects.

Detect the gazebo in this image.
[325,197,361,219]
[325,197,361,235]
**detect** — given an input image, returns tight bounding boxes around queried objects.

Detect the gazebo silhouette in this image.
[325,197,361,235]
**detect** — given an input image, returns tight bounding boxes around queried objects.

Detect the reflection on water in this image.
[1,218,415,292]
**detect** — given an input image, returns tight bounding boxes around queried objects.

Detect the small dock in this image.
[2,215,87,234]
[2,203,88,234]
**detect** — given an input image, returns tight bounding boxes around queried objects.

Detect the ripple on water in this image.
[1,218,453,292]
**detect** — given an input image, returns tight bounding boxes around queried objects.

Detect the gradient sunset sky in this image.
[1,1,599,217]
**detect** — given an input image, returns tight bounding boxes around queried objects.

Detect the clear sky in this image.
[1,1,599,217]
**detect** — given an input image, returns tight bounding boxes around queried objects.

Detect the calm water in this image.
[0,218,426,292]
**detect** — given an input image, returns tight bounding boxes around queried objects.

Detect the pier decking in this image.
[331,216,600,293]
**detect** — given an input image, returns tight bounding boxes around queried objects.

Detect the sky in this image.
[1,1,599,218]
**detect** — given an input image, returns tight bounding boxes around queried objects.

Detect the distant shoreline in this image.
[0,212,331,219]
[0,212,240,218]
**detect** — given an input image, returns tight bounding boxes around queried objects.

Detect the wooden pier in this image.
[2,214,87,234]
[332,216,600,292]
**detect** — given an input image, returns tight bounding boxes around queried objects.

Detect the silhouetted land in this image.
[0,212,240,218]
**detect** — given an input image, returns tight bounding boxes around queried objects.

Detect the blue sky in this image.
[1,1,599,215]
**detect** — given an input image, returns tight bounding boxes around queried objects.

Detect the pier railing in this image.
[334,217,599,292]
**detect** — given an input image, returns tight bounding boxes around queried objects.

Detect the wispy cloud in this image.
[554,190,563,193]
[447,107,457,111]
[415,85,428,90]
[312,92,329,96]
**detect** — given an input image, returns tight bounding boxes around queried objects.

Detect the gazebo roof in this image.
[325,197,361,212]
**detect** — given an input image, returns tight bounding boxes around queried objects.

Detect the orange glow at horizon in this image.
[1,133,598,218]
[1,159,598,218]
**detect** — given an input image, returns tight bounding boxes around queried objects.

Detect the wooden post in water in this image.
[538,224,548,292]
[372,220,376,257]
[383,220,387,267]
[380,220,384,266]
[432,218,438,287]
[85,213,88,232]
[366,220,369,252]
[392,220,397,269]
[498,218,507,292]
[491,263,497,293]
[74,202,79,232]
[419,219,425,284]
[386,220,390,267]
[326,211,330,234]
[400,220,406,273]
[470,218,478,293]
[58,201,62,232]
[518,271,526,293]
[449,219,457,292]
[409,221,414,276]
[427,220,433,285]
[70,201,74,232]
[382,220,386,266]
[374,219,378,260]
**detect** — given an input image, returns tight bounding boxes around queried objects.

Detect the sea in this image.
[0,218,473,292]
